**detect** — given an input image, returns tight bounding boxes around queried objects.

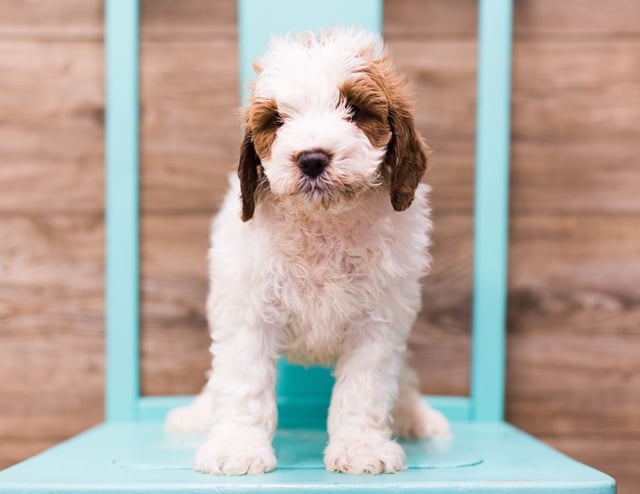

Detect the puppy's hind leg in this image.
[391,361,451,440]
[165,379,214,434]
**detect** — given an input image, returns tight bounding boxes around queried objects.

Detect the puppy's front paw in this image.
[324,436,405,474]
[194,432,276,475]
[393,401,451,440]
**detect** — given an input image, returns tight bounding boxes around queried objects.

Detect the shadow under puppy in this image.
[166,28,450,475]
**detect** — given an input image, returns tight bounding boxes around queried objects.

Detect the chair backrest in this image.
[104,0,513,424]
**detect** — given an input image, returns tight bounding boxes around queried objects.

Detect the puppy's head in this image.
[238,29,428,221]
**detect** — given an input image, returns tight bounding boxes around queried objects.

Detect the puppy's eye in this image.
[348,105,361,122]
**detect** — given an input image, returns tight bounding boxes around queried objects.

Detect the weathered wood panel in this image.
[0,0,236,40]
[513,0,640,39]
[0,41,104,214]
[385,0,640,39]
[0,0,102,40]
[140,214,212,395]
[140,40,240,214]
[0,215,105,467]
[385,0,477,39]
[4,0,639,41]
[141,0,237,40]
[506,214,640,438]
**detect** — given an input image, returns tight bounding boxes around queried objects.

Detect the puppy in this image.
[166,28,450,475]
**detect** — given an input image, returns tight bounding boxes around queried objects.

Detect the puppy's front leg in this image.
[194,310,278,475]
[324,320,406,474]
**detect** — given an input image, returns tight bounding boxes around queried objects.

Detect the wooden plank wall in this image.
[0,0,638,491]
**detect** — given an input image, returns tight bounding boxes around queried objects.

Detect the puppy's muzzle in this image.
[297,150,330,178]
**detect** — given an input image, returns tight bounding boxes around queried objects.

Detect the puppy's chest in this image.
[267,222,388,361]
[276,232,378,307]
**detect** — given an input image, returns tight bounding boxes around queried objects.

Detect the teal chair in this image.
[0,1,617,492]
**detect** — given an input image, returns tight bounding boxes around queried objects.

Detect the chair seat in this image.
[0,421,614,493]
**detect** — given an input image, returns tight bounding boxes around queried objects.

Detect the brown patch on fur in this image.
[238,98,279,221]
[377,54,429,211]
[246,98,280,160]
[344,53,429,211]
[238,131,261,221]
[386,94,430,212]
[339,76,391,148]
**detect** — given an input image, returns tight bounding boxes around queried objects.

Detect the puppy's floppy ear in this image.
[384,87,429,211]
[238,130,261,221]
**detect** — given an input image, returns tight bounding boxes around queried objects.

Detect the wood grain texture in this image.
[140,0,237,40]
[0,1,638,492]
[140,40,240,214]
[384,0,477,39]
[140,214,212,395]
[506,214,640,440]
[0,0,236,40]
[10,0,631,43]
[385,0,640,39]
[0,216,104,404]
[0,41,104,214]
[0,215,105,466]
[512,0,640,39]
[0,0,102,40]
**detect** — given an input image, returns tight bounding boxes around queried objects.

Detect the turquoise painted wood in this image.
[104,0,141,422]
[0,0,617,492]
[0,422,614,493]
[470,0,513,422]
[238,0,383,102]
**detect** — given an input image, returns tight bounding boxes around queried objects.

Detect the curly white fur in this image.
[166,28,450,476]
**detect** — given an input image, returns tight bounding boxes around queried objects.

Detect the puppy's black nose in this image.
[297,150,330,178]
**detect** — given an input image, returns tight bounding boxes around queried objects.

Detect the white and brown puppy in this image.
[166,28,450,475]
